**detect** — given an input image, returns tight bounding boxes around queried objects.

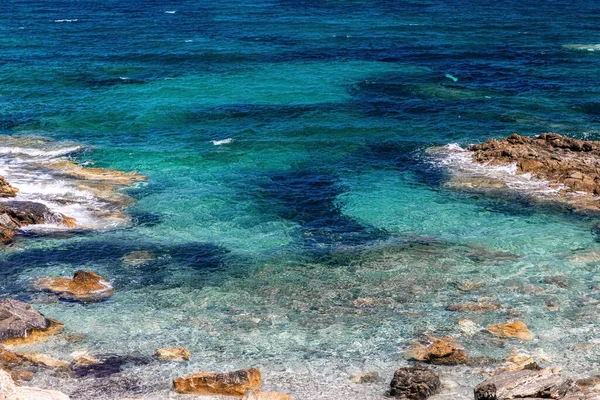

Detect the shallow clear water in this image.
[2,0,600,398]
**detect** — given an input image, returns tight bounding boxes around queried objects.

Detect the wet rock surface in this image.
[389,366,441,399]
[486,321,533,340]
[0,177,18,198]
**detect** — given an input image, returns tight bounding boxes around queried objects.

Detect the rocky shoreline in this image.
[431,133,600,213]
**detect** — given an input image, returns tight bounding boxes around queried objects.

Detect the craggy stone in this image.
[0,177,18,198]
[466,133,600,211]
[0,201,75,243]
[1,318,63,346]
[34,270,113,302]
[407,336,468,365]
[474,367,573,399]
[0,299,48,341]
[350,371,379,383]
[487,321,533,340]
[0,368,71,400]
[389,366,441,399]
[173,368,261,396]
[155,347,190,361]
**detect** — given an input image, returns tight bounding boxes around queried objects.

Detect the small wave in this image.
[563,44,600,52]
[212,138,233,146]
[54,19,78,23]
[165,10,176,14]
[0,145,81,158]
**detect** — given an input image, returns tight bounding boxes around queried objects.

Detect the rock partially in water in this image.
[389,366,441,399]
[0,177,18,198]
[0,299,49,342]
[154,347,190,361]
[13,352,69,370]
[486,321,533,341]
[173,368,262,396]
[34,270,113,302]
[447,301,500,312]
[474,367,573,400]
[242,389,292,400]
[1,318,63,346]
[407,337,468,365]
[350,371,379,384]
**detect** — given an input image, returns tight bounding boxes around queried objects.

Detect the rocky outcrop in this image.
[389,366,441,399]
[0,368,70,400]
[155,347,190,361]
[0,177,18,198]
[0,299,49,342]
[0,201,75,243]
[173,368,262,396]
[242,389,292,400]
[406,337,468,365]
[34,271,113,302]
[487,321,533,340]
[474,367,573,399]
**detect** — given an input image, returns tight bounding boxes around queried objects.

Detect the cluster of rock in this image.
[457,133,600,211]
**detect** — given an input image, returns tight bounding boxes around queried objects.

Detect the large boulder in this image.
[474,367,573,400]
[389,366,441,399]
[0,299,48,341]
[0,368,70,400]
[34,271,113,302]
[0,201,75,243]
[406,337,467,365]
[173,368,261,396]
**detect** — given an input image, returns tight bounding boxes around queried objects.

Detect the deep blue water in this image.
[1,1,600,399]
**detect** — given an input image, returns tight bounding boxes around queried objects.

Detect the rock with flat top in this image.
[173,368,261,396]
[0,177,18,198]
[155,347,189,361]
[474,367,573,399]
[0,368,71,399]
[34,271,113,302]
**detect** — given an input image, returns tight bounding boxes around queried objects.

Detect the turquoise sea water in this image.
[2,0,600,398]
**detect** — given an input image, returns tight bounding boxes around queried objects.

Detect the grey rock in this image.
[390,366,441,399]
[0,299,49,341]
[474,367,573,400]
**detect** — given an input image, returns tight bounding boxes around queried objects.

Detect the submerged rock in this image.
[447,301,500,312]
[173,368,261,396]
[121,251,154,267]
[71,354,152,378]
[407,337,468,365]
[486,321,533,341]
[242,389,292,400]
[350,371,379,384]
[154,347,190,361]
[474,367,573,399]
[34,270,113,302]
[389,366,441,399]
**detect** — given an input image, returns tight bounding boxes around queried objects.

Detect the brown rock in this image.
[14,352,69,369]
[155,347,190,361]
[447,301,500,312]
[34,270,113,302]
[0,177,18,197]
[487,321,533,340]
[173,368,261,396]
[407,336,467,365]
[0,369,70,400]
[353,297,375,308]
[242,389,292,400]
[2,318,64,346]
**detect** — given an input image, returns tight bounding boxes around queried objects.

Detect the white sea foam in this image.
[0,136,138,231]
[165,10,176,14]
[54,19,78,23]
[429,143,567,195]
[563,44,600,52]
[212,138,234,146]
